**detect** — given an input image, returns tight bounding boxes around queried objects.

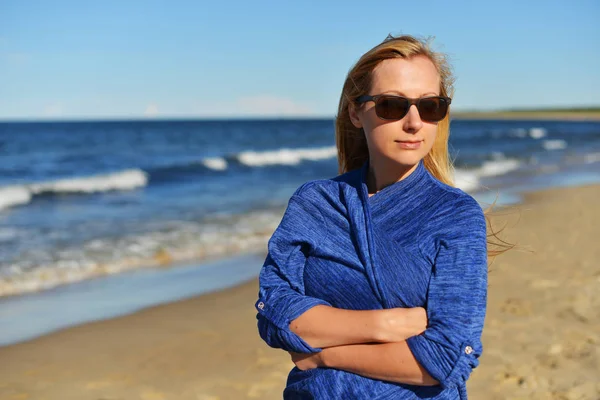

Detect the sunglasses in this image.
[355,94,452,122]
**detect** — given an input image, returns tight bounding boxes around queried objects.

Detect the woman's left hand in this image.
[289,351,325,370]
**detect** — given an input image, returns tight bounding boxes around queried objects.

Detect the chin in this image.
[388,152,426,168]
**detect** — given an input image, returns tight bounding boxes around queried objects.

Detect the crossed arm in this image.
[286,304,438,386]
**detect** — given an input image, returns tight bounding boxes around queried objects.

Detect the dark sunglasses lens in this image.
[419,97,449,121]
[376,96,409,120]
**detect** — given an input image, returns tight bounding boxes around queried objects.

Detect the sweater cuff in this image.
[255,294,332,353]
[406,334,481,388]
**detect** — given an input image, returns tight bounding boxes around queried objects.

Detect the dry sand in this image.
[1,184,599,400]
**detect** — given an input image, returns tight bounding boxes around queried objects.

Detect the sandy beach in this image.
[1,184,599,400]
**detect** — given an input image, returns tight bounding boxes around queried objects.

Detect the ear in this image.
[348,102,363,129]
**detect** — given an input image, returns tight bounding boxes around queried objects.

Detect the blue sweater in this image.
[255,158,488,400]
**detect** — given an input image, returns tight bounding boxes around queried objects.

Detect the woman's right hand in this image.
[376,307,428,343]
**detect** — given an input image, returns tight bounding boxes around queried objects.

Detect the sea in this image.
[0,118,599,344]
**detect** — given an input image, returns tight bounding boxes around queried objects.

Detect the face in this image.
[349,56,442,170]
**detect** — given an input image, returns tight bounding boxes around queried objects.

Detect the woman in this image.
[256,34,488,399]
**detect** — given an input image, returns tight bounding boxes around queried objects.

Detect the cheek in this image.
[362,117,388,147]
[364,124,393,151]
[361,110,381,133]
[423,126,438,152]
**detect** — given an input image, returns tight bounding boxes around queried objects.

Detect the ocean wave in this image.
[455,158,522,192]
[0,186,32,211]
[146,146,338,181]
[201,157,228,171]
[506,127,547,139]
[584,152,600,164]
[236,146,337,167]
[0,169,148,211]
[543,139,568,151]
[477,158,522,177]
[0,155,531,297]
[0,208,283,297]
[508,128,528,138]
[529,127,547,139]
[454,169,480,192]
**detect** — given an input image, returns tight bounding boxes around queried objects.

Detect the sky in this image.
[0,0,599,120]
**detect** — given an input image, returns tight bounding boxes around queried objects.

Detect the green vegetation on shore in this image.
[452,106,600,120]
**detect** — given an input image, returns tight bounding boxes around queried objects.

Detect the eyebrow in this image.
[380,90,440,97]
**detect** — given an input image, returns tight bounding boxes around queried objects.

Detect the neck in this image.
[367,158,420,196]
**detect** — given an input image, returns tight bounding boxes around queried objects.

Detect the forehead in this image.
[370,56,440,96]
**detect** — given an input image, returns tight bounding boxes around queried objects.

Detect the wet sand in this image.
[1,184,598,400]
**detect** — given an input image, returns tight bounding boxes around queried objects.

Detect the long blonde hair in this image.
[335,34,513,258]
[335,34,455,185]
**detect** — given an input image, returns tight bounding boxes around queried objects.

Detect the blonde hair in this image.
[335,34,455,185]
[335,33,513,258]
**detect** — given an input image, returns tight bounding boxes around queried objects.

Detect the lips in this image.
[394,140,423,150]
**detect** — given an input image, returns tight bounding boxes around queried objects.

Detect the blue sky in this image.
[0,0,598,120]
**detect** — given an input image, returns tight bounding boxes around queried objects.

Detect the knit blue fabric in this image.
[255,158,488,400]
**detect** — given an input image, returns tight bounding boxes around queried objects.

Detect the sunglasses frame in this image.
[355,94,452,122]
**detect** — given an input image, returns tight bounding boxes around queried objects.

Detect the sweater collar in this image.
[359,158,427,205]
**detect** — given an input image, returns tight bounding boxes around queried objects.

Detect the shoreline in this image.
[0,252,267,347]
[1,183,599,399]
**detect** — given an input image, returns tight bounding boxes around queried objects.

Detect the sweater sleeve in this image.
[405,194,488,389]
[256,183,333,354]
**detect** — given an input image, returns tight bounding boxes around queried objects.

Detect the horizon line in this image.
[1,106,599,124]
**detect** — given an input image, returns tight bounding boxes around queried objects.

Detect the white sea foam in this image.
[509,128,528,138]
[454,169,481,192]
[454,158,522,192]
[29,169,148,194]
[543,139,567,151]
[0,208,284,297]
[202,157,228,171]
[237,146,337,167]
[529,127,547,139]
[477,159,522,177]
[584,152,600,164]
[0,186,32,211]
[0,227,20,242]
[0,169,148,211]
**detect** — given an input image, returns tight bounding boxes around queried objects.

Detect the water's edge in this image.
[0,252,266,347]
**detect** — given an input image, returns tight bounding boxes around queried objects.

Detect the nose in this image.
[403,104,423,134]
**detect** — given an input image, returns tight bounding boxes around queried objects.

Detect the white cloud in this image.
[144,103,159,117]
[5,53,31,66]
[0,95,323,121]
[190,95,318,118]
[42,102,64,117]
[235,95,314,116]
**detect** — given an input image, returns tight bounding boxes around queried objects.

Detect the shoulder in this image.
[419,175,486,237]
[423,173,484,217]
[292,168,361,203]
[418,185,487,256]
[292,179,335,202]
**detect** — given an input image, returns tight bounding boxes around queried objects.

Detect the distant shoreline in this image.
[452,111,600,121]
